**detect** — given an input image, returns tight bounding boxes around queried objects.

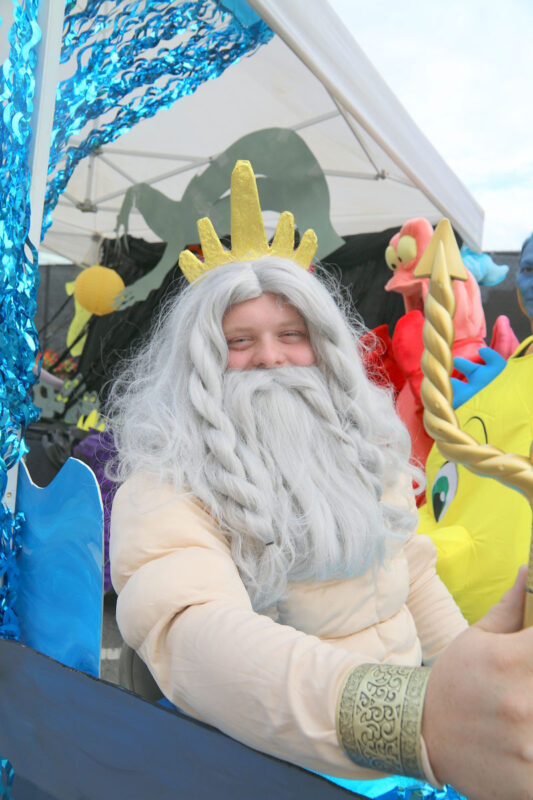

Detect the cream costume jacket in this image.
[111,472,467,781]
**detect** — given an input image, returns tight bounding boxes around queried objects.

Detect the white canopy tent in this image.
[40,0,484,267]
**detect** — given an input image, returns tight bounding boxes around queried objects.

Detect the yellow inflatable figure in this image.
[418,335,533,624]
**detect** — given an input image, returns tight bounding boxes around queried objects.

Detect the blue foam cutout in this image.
[15,458,103,676]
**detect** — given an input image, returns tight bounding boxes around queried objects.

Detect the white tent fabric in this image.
[41,0,484,266]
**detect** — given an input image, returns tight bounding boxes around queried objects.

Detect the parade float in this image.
[0,3,512,799]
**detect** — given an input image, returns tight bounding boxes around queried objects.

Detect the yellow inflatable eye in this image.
[385,245,398,270]
[431,461,458,522]
[396,234,417,265]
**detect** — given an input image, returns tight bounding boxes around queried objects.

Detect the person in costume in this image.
[109,161,533,800]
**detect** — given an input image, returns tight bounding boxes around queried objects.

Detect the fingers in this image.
[452,355,477,376]
[453,348,506,376]
[475,565,528,634]
[477,346,506,368]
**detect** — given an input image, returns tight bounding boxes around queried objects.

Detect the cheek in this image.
[518,272,533,292]
[293,342,316,366]
[226,350,251,370]
[518,275,533,313]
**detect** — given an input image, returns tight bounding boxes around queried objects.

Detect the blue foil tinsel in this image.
[42,0,274,235]
[0,757,14,800]
[0,0,41,640]
[325,774,467,800]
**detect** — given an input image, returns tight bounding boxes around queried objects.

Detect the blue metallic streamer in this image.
[0,0,41,640]
[373,784,465,799]
[329,773,467,799]
[42,0,273,234]
[0,757,14,800]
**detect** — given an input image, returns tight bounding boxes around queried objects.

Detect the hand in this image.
[422,566,533,800]
[451,347,507,409]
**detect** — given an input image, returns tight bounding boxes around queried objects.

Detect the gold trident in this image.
[414,219,533,628]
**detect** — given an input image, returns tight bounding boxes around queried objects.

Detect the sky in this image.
[328,0,533,252]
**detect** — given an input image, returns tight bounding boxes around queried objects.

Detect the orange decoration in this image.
[73,265,125,316]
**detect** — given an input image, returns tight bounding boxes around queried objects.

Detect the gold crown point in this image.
[271,211,295,258]
[198,217,233,268]
[231,160,269,261]
[294,229,318,269]
[179,249,203,283]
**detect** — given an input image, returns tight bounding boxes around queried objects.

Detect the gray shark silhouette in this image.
[115,127,344,308]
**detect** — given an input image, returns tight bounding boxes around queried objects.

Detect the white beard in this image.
[190,366,410,610]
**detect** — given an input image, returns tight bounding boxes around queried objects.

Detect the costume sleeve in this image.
[111,473,435,782]
[405,533,468,665]
[381,472,467,664]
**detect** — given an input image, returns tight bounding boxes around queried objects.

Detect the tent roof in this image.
[41,0,484,266]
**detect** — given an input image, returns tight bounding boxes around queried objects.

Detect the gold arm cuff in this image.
[336,663,431,780]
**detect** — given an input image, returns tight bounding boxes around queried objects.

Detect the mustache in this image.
[221,365,340,443]
[223,365,328,395]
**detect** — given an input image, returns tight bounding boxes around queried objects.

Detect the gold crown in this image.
[179,160,318,283]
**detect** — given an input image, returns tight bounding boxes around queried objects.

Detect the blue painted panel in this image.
[0,640,359,800]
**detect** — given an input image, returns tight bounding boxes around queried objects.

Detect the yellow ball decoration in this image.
[73,265,125,316]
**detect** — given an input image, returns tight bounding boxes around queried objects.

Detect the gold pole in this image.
[415,220,533,628]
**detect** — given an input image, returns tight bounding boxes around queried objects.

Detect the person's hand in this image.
[422,566,533,800]
[451,347,507,409]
